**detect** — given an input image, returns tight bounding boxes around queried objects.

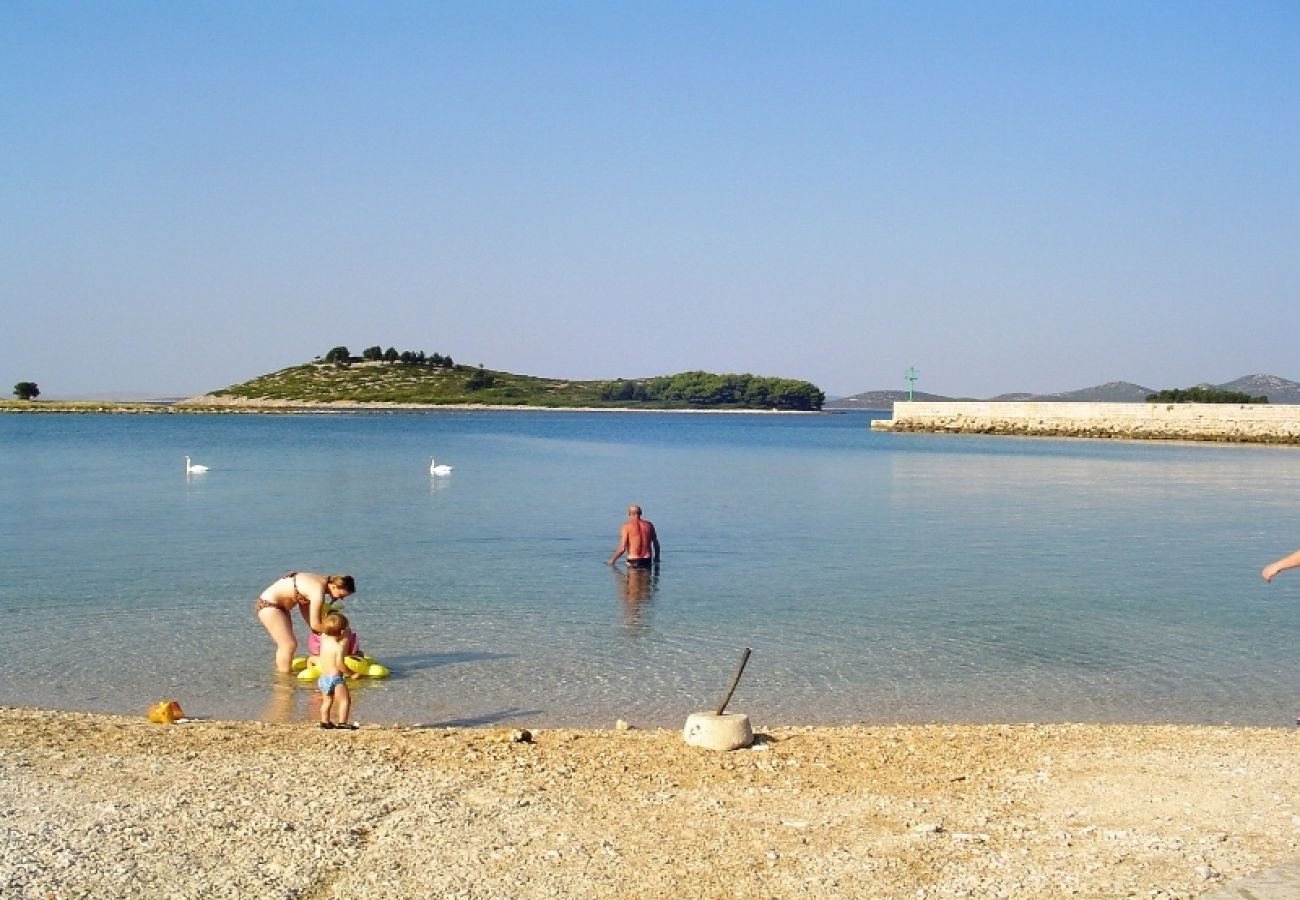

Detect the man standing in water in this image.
[608,504,660,569]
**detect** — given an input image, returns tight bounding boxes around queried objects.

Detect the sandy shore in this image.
[4,708,1300,898]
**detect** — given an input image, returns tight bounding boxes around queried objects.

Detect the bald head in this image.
[627,505,642,517]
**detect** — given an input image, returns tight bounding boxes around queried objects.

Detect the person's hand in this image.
[1263,563,1281,582]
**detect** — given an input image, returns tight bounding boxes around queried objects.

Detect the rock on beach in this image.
[3,707,1300,898]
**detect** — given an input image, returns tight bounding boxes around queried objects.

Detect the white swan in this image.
[185,455,209,474]
[429,457,453,476]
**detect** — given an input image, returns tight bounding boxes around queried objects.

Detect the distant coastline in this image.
[0,398,819,415]
[828,372,1300,407]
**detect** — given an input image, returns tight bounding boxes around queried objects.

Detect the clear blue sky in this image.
[3,2,1297,399]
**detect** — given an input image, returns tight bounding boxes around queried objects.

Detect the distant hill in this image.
[1014,381,1156,403]
[1216,374,1300,405]
[827,374,1300,407]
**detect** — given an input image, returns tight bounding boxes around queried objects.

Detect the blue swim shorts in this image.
[317,673,345,696]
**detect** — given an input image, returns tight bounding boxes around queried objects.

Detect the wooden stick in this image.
[715,647,752,716]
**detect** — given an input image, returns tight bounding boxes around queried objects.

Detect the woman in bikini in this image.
[255,572,356,673]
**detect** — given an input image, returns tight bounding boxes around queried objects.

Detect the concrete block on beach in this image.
[682,711,754,750]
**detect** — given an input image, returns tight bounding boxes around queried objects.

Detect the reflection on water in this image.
[612,561,659,632]
[428,473,452,494]
[260,676,313,725]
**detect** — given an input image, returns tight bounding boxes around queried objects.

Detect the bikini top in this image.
[282,572,309,609]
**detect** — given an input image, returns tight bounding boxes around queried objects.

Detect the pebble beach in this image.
[5,707,1300,898]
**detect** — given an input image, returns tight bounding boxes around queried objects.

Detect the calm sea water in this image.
[3,410,1300,728]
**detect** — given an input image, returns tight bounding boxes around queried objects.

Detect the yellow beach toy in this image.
[346,655,391,679]
[147,699,185,724]
[294,654,389,680]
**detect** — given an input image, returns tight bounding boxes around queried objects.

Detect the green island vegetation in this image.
[1146,386,1268,404]
[12,382,39,400]
[204,345,826,410]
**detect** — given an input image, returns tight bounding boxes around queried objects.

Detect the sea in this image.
[3,409,1300,729]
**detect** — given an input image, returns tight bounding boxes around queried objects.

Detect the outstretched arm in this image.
[1263,549,1300,582]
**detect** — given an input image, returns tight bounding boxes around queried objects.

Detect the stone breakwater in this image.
[871,401,1300,444]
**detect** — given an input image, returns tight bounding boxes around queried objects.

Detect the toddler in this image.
[316,612,360,729]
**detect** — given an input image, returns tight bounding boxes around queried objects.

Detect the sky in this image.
[3,2,1297,399]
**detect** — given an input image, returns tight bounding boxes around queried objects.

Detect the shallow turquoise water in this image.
[3,410,1300,727]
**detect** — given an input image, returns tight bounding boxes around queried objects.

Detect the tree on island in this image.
[324,346,352,366]
[328,344,454,368]
[13,381,39,401]
[631,371,825,410]
[1146,386,1268,404]
[465,364,495,390]
[600,379,648,402]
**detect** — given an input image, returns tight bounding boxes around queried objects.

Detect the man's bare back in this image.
[608,505,661,567]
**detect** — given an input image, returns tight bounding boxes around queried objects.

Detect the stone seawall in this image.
[870,402,1300,444]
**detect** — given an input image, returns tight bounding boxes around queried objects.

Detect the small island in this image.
[182,345,826,412]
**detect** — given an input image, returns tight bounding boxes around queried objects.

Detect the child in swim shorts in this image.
[316,612,360,730]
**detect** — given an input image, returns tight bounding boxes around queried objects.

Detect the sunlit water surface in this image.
[3,410,1300,727]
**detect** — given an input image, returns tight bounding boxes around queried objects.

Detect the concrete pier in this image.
[870,401,1300,444]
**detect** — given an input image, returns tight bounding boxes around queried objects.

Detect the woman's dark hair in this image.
[326,575,356,594]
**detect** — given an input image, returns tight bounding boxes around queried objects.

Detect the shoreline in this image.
[0,397,824,415]
[5,706,1298,898]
